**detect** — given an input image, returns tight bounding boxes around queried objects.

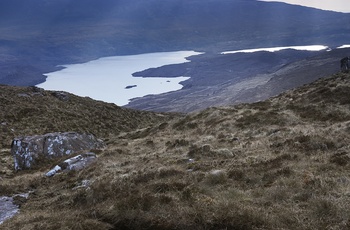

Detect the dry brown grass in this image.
[2,73,350,229]
[0,85,173,149]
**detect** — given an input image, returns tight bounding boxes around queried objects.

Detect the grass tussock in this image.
[2,73,350,229]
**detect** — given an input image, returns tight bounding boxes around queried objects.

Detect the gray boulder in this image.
[0,193,30,225]
[11,132,104,171]
[0,196,18,225]
[51,91,69,101]
[45,152,97,177]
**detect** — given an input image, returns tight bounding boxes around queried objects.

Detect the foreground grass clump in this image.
[2,73,350,229]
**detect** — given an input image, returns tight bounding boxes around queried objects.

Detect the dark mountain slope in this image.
[126,47,350,112]
[0,0,350,85]
[1,71,350,229]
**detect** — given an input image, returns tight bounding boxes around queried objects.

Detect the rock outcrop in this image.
[11,132,104,171]
[0,193,30,225]
[0,196,18,225]
[45,152,97,177]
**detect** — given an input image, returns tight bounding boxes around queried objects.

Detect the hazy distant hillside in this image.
[0,0,350,86]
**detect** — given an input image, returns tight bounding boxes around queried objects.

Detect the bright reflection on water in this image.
[221,45,328,54]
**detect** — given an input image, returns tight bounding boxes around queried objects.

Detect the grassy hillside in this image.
[2,72,350,229]
[0,85,172,177]
[0,85,171,147]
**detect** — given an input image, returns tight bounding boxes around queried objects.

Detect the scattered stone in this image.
[45,165,62,177]
[0,192,30,225]
[0,196,18,225]
[30,92,44,97]
[11,132,104,171]
[73,180,92,190]
[45,152,97,177]
[51,91,69,101]
[28,86,44,93]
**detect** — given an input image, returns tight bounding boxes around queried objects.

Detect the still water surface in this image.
[38,51,201,106]
[38,45,342,106]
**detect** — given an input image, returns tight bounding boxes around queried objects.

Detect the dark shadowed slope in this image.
[0,0,350,85]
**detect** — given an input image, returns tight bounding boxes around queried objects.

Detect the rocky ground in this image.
[1,72,350,229]
[126,47,350,112]
[0,196,18,225]
[0,85,172,177]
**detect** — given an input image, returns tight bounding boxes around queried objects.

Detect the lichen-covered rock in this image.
[0,193,30,224]
[0,196,18,225]
[45,152,97,177]
[11,132,104,171]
